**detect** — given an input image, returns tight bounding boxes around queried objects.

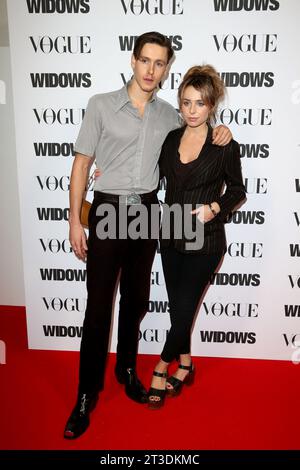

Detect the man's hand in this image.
[69,222,88,261]
[212,125,232,146]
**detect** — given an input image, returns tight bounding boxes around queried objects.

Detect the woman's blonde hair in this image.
[178,64,225,124]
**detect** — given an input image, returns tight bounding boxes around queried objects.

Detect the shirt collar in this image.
[114,80,157,112]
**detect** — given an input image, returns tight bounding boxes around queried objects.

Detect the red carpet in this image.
[0,305,299,450]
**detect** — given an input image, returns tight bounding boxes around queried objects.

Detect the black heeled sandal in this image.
[166,363,195,397]
[147,371,167,410]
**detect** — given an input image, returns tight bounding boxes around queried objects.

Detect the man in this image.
[64,31,232,439]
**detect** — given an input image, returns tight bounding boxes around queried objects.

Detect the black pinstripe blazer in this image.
[159,125,246,254]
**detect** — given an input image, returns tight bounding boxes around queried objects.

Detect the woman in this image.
[148,65,246,409]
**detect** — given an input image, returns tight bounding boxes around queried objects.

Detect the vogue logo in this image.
[26,0,90,13]
[43,324,82,337]
[37,207,69,221]
[288,275,300,288]
[227,242,263,258]
[220,108,272,126]
[202,302,259,316]
[213,34,277,52]
[30,73,91,88]
[227,210,265,224]
[33,108,85,125]
[29,36,91,54]
[220,72,274,87]
[40,268,86,282]
[119,35,182,51]
[151,271,165,286]
[200,330,256,344]
[210,272,260,286]
[34,142,74,157]
[283,333,300,347]
[244,178,268,194]
[36,175,70,191]
[213,0,279,11]
[42,297,87,312]
[39,238,72,253]
[240,143,269,158]
[284,305,300,318]
[139,328,169,342]
[120,0,183,15]
[120,72,182,90]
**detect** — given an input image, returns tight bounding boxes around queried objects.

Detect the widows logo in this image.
[148,300,169,313]
[119,35,182,51]
[240,143,269,158]
[220,72,274,87]
[43,325,83,337]
[34,142,74,157]
[200,330,256,344]
[40,268,86,282]
[37,207,69,221]
[210,272,260,286]
[227,210,265,225]
[30,73,91,88]
[213,0,279,11]
[284,305,300,317]
[26,0,90,13]
[290,244,300,257]
[120,0,184,15]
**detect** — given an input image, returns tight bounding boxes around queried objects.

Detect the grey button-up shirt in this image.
[74,83,180,195]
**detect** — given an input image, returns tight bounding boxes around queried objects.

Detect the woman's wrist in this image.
[208,202,220,217]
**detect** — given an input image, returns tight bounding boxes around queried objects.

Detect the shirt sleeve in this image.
[217,140,246,221]
[74,95,102,158]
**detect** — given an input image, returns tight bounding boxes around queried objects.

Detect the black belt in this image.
[94,190,157,205]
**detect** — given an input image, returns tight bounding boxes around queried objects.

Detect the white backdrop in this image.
[7,0,300,360]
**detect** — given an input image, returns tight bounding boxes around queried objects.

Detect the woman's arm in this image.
[216,140,246,221]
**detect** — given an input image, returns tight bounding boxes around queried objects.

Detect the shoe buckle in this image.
[80,394,88,414]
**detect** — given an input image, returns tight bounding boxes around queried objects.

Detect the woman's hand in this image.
[191,202,220,223]
[94,168,102,179]
[212,125,232,146]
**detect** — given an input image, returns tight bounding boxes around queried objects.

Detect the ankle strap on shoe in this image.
[179,363,193,371]
[153,371,167,378]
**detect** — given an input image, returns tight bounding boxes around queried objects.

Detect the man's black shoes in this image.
[115,366,148,404]
[64,392,98,439]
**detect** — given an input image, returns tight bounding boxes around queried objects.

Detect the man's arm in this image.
[69,153,95,261]
[212,125,232,146]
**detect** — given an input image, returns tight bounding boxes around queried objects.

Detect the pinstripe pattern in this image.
[159,126,246,254]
